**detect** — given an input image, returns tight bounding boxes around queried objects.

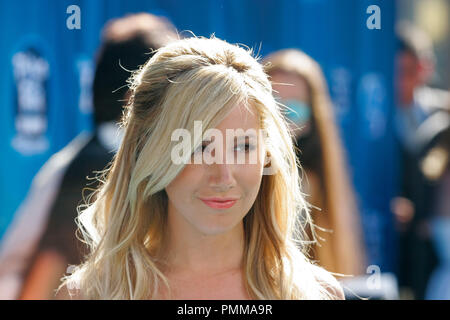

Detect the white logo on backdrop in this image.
[11,49,50,155]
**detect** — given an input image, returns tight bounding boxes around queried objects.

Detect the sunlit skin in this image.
[161,104,266,299]
[269,71,311,139]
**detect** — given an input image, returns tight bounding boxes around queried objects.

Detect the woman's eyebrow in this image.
[199,133,257,146]
[234,133,257,139]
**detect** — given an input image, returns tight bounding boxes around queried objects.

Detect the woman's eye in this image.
[193,144,208,154]
[192,142,255,155]
[235,143,255,152]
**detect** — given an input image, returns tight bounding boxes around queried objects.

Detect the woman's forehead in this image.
[215,103,259,131]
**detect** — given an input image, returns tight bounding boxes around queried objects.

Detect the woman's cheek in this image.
[238,165,263,192]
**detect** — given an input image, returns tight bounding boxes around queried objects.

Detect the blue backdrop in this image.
[0,0,398,273]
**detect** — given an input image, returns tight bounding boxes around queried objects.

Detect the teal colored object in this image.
[283,100,311,125]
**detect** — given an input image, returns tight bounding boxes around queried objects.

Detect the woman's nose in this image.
[208,162,236,192]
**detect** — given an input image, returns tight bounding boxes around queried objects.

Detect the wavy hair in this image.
[61,37,340,299]
[263,49,366,276]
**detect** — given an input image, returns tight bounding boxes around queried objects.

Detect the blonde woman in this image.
[263,49,366,276]
[61,37,345,300]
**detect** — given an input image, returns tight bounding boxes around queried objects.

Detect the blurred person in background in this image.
[263,49,366,278]
[422,120,450,299]
[0,13,178,299]
[393,21,450,299]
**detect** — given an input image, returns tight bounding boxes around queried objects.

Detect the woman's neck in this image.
[163,220,245,277]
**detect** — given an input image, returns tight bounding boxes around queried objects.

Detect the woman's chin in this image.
[193,220,241,237]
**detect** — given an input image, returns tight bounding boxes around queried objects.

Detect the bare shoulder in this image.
[311,265,345,300]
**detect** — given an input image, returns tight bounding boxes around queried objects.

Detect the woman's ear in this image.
[263,151,278,175]
[264,151,271,167]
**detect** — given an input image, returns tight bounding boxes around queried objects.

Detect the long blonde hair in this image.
[264,49,366,276]
[62,37,340,299]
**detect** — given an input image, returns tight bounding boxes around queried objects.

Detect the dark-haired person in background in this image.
[423,121,450,299]
[392,21,450,299]
[0,13,178,299]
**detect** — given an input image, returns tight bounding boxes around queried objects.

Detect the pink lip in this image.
[199,197,239,209]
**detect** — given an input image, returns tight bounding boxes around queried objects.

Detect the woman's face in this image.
[270,71,311,138]
[165,103,266,236]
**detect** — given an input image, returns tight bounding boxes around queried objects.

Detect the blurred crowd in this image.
[0,10,448,300]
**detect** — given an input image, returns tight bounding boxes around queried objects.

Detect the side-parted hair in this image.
[62,36,340,299]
